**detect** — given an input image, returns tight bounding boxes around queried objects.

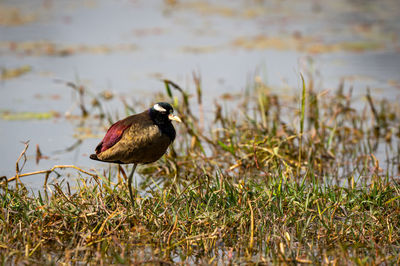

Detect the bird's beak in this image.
[168,114,182,123]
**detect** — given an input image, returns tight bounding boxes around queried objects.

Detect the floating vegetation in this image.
[1,65,31,80]
[232,35,385,54]
[0,5,36,26]
[0,41,137,57]
[0,110,57,121]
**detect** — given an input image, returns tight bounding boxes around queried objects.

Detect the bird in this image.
[90,102,181,207]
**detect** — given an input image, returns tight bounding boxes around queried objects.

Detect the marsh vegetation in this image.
[1,76,399,264]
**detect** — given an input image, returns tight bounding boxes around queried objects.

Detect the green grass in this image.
[1,76,399,264]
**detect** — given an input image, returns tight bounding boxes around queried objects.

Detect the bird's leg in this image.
[117,165,123,184]
[127,163,137,209]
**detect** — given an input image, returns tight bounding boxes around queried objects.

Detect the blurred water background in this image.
[1,0,399,188]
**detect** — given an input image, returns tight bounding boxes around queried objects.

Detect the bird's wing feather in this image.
[96,116,135,154]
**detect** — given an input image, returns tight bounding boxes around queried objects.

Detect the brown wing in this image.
[95,118,132,154]
[95,111,172,164]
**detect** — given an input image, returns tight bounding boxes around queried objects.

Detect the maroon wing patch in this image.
[95,120,131,154]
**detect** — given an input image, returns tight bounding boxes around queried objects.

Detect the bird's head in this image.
[150,102,182,124]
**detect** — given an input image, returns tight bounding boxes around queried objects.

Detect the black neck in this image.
[149,109,176,141]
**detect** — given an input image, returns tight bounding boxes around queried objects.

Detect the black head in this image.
[149,102,181,141]
[149,102,181,125]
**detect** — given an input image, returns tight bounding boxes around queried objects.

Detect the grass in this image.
[1,75,399,264]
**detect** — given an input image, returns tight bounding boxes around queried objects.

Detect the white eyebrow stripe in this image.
[154,103,167,112]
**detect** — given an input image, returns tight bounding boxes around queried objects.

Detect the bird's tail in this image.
[90,154,100,161]
[89,154,125,164]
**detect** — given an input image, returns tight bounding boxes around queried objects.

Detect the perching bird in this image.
[90,102,181,207]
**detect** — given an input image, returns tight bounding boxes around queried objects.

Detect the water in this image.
[1,0,399,189]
